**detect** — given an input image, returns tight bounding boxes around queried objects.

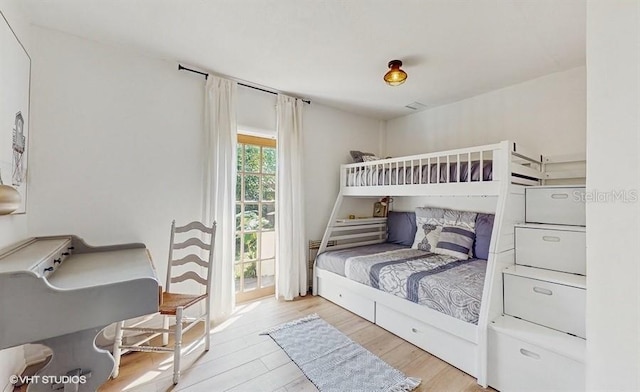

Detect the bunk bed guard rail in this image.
[340,141,544,197]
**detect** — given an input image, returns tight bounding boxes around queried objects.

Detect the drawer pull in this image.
[542,236,560,242]
[533,287,553,295]
[551,193,569,199]
[519,348,541,360]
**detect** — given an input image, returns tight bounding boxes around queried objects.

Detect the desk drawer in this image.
[525,187,585,226]
[504,274,585,338]
[515,227,586,275]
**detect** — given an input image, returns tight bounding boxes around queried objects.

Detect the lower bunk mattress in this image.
[316,244,487,324]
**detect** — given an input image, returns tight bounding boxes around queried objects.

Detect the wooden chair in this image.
[112,220,216,384]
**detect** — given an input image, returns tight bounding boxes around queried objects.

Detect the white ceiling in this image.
[17,0,586,120]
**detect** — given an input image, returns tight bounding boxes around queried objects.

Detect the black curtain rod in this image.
[178,64,311,104]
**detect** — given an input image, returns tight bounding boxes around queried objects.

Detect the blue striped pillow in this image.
[434,225,476,260]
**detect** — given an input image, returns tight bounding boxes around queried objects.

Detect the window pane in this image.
[262,203,275,230]
[244,145,260,173]
[234,264,242,292]
[243,262,257,291]
[261,259,275,288]
[261,231,276,259]
[236,174,242,201]
[262,175,275,201]
[244,175,260,201]
[237,144,243,172]
[235,204,242,232]
[243,232,258,260]
[243,204,260,230]
[235,234,241,263]
[263,147,276,174]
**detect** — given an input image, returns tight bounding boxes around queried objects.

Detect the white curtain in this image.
[275,94,307,300]
[203,76,237,323]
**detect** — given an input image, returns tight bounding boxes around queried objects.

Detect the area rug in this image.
[260,314,421,392]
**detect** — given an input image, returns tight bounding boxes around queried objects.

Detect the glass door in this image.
[235,134,276,302]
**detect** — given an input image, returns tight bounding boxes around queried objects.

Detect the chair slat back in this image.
[172,237,210,251]
[165,220,217,293]
[171,254,208,269]
[174,221,215,234]
[171,271,208,286]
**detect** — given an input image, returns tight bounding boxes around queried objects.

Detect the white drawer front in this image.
[376,304,477,376]
[526,187,586,226]
[503,274,585,338]
[488,328,585,391]
[516,227,586,275]
[317,278,375,322]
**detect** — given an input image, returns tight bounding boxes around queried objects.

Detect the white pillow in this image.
[411,207,445,252]
[362,155,382,162]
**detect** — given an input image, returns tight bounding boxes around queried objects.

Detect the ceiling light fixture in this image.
[384,60,407,86]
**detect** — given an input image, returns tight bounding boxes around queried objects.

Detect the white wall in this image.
[27,26,205,288]
[237,86,276,137]
[27,25,381,298]
[304,104,382,244]
[384,66,586,159]
[586,1,639,390]
[0,0,31,385]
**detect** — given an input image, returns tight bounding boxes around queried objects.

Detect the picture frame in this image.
[373,201,387,217]
[0,11,31,214]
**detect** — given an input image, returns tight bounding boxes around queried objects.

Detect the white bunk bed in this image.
[312,140,545,387]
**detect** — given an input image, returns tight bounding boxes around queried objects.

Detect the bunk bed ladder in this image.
[313,192,344,295]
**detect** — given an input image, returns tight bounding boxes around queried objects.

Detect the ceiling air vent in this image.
[404,102,428,111]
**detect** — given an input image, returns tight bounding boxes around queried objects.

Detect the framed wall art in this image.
[0,11,31,214]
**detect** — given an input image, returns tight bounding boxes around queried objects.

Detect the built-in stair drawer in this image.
[525,186,586,226]
[488,327,585,391]
[317,277,375,322]
[503,272,585,338]
[515,225,586,275]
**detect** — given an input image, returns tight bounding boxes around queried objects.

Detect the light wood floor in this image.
[99,295,490,392]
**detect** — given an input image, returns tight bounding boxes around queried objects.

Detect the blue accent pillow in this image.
[474,213,495,259]
[386,211,416,247]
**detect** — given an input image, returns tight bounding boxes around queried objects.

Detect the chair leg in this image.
[111,321,125,379]
[205,304,211,351]
[173,308,183,385]
[162,315,169,346]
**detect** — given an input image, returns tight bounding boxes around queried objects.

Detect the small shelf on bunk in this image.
[490,315,585,363]
[334,217,387,225]
[503,265,585,289]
